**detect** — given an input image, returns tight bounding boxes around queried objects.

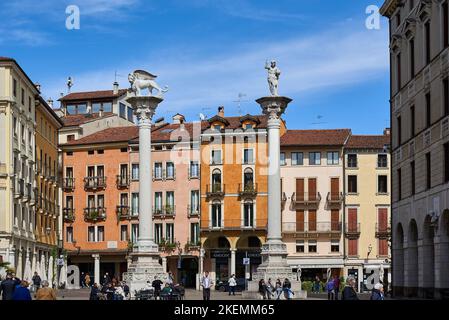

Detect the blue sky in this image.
[0,0,390,134]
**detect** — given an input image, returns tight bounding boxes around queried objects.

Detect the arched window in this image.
[244,168,254,188]
[212,169,222,192]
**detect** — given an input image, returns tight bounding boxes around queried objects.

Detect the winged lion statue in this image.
[128,69,168,97]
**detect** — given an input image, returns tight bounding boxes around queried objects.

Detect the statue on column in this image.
[128,70,168,97]
[265,60,281,96]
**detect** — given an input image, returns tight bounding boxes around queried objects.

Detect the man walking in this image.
[333,275,340,300]
[201,271,213,301]
[228,274,237,296]
[32,272,42,293]
[0,273,17,300]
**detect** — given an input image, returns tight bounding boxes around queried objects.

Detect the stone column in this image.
[162,257,167,272]
[93,254,100,284]
[230,249,236,276]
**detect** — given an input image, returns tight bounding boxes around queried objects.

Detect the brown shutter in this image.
[331,178,339,200]
[331,210,340,231]
[348,239,358,256]
[348,208,358,232]
[379,239,388,256]
[308,178,317,201]
[296,210,304,232]
[308,210,316,231]
[378,208,388,232]
[296,178,304,201]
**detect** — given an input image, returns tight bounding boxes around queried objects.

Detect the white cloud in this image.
[41,25,389,120]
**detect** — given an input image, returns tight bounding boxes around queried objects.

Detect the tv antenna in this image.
[67,76,74,93]
[114,70,125,82]
[199,107,211,120]
[233,93,248,115]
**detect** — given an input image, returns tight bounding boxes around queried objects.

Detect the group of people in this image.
[0,272,56,300]
[89,274,130,300]
[322,275,385,301]
[259,278,294,300]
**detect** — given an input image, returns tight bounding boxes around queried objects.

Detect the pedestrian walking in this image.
[31,272,41,293]
[166,272,174,285]
[89,283,100,300]
[152,276,163,299]
[258,279,267,300]
[341,276,359,300]
[103,272,111,286]
[275,279,283,300]
[326,278,335,300]
[228,274,237,296]
[333,275,340,300]
[84,273,91,288]
[200,271,213,301]
[0,273,17,300]
[282,278,294,300]
[370,283,385,300]
[12,281,32,301]
[313,276,321,293]
[35,280,56,300]
[266,278,274,300]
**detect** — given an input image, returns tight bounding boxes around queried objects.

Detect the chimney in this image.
[218,106,224,117]
[113,81,119,95]
[154,117,166,127]
[47,98,53,108]
[35,83,41,92]
[383,128,391,136]
[172,113,185,124]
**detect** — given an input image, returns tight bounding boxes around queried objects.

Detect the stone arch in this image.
[236,235,262,249]
[393,223,405,294]
[439,209,449,290]
[422,215,435,297]
[405,219,419,297]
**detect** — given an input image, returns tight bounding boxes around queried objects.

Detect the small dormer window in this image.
[245,123,253,130]
[214,125,222,131]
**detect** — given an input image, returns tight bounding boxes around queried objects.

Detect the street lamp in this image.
[367,244,373,259]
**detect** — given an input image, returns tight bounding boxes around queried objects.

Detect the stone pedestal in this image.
[122,94,166,296]
[244,96,304,298]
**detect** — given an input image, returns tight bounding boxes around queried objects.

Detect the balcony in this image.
[83,207,107,222]
[116,175,130,188]
[345,223,361,239]
[292,192,321,206]
[187,205,200,218]
[30,188,37,206]
[375,223,391,238]
[206,184,225,198]
[23,183,32,202]
[210,159,223,166]
[238,183,258,197]
[282,222,342,237]
[116,205,133,219]
[83,176,106,190]
[326,192,343,207]
[63,178,75,191]
[201,219,268,231]
[13,177,24,198]
[153,205,176,218]
[63,208,75,223]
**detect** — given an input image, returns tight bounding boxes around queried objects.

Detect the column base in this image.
[123,245,166,297]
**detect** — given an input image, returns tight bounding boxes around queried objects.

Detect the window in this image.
[426,92,431,128]
[395,11,401,28]
[348,175,358,193]
[243,202,254,227]
[295,240,305,253]
[213,125,222,131]
[348,239,358,256]
[154,192,163,212]
[426,152,431,190]
[211,150,222,165]
[154,163,163,179]
[131,224,139,243]
[28,97,31,113]
[97,150,104,154]
[379,239,389,256]
[411,161,416,195]
[13,79,17,97]
[166,191,175,213]
[409,38,415,78]
[166,162,175,179]
[154,224,163,244]
[378,154,388,168]
[131,193,139,216]
[97,226,104,242]
[88,150,94,155]
[243,148,254,164]
[119,103,126,119]
[131,164,139,180]
[166,223,174,243]
[120,225,128,241]
[409,0,414,11]
[378,175,388,194]
[211,202,222,228]
[397,168,402,200]
[245,123,253,130]
[13,117,17,136]
[92,103,102,113]
[347,154,357,168]
[102,102,112,112]
[189,161,199,178]
[327,152,339,165]
[444,78,449,117]
[21,125,25,143]
[410,105,415,136]
[66,227,73,243]
[127,107,133,121]
[397,116,402,145]
[331,240,340,253]
[309,152,321,165]
[308,240,317,253]
[280,152,286,166]
[190,190,200,213]
[190,223,199,245]
[21,88,25,105]
[291,152,303,165]
[445,143,449,183]
[396,53,401,90]
[425,21,431,64]
[66,151,73,156]
[66,103,87,115]
[88,226,95,242]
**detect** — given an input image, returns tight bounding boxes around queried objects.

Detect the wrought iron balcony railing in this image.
[326,192,343,206]
[292,192,321,206]
[206,184,225,198]
[187,205,200,217]
[116,175,130,188]
[83,176,106,190]
[282,222,342,235]
[83,207,107,221]
[153,205,176,218]
[375,223,391,238]
[345,223,361,238]
[63,178,75,191]
[238,183,258,197]
[63,208,75,222]
[116,205,133,219]
[200,219,268,231]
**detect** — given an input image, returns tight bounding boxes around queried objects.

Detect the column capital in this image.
[92,254,100,260]
[256,96,292,120]
[126,96,163,126]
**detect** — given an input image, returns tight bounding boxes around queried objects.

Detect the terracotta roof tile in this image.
[61,112,115,127]
[346,135,390,149]
[64,126,138,146]
[59,89,128,101]
[281,129,351,146]
[204,115,268,130]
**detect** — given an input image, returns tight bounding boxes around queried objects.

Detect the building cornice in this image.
[380,0,400,18]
